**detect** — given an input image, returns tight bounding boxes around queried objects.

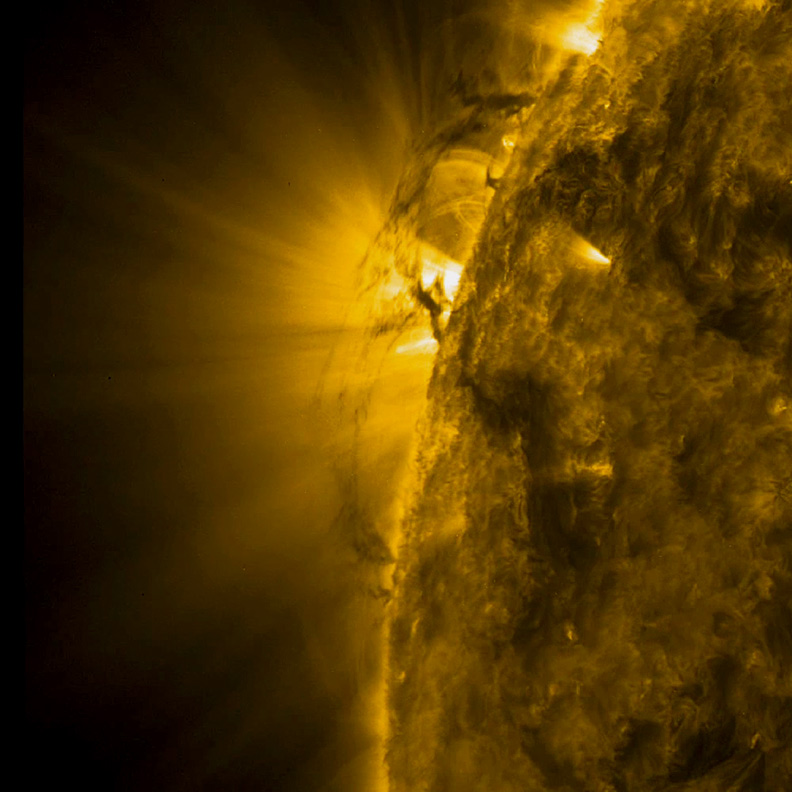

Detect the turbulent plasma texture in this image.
[383,1,792,790]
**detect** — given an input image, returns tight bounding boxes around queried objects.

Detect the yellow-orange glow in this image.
[26,0,792,789]
[418,243,463,300]
[580,460,614,477]
[572,236,611,267]
[377,269,409,302]
[582,243,610,266]
[561,23,601,56]
[556,0,605,56]
[396,331,439,355]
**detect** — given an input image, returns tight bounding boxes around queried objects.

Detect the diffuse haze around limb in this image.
[24,0,790,789]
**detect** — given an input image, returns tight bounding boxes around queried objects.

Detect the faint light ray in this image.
[396,331,439,355]
[425,196,490,216]
[458,213,487,235]
[28,110,398,350]
[28,120,298,259]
